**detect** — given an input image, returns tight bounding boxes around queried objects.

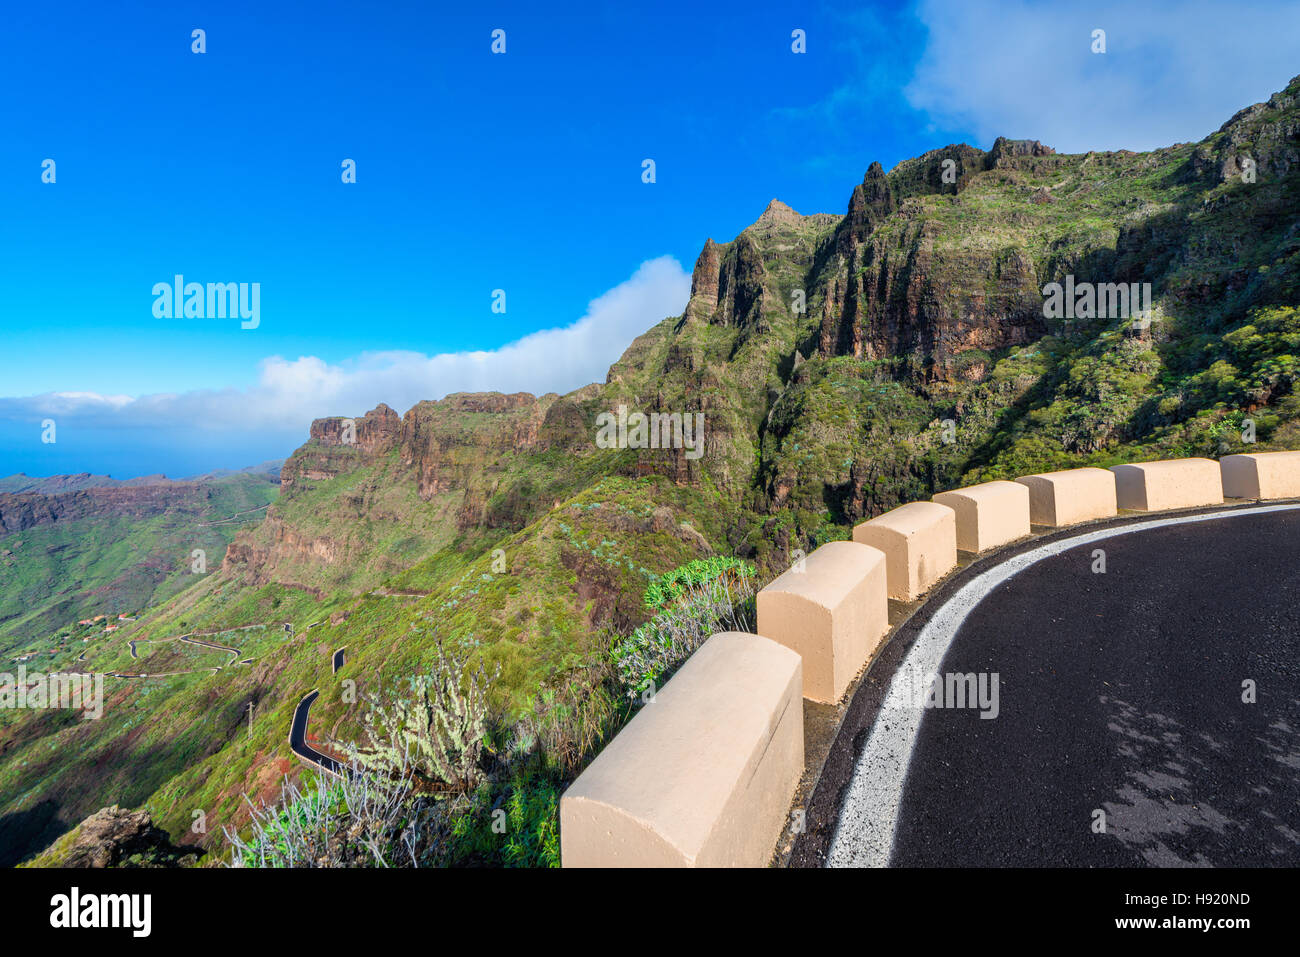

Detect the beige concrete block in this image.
[1110,458,1223,511]
[757,540,888,703]
[852,501,957,601]
[1015,467,1118,527]
[932,480,1031,553]
[560,632,802,868]
[1221,451,1300,500]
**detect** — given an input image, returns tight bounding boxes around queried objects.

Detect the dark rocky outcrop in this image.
[25,805,202,868]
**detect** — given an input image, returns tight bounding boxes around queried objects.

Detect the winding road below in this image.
[288,648,347,775]
[798,502,1300,868]
[86,623,271,679]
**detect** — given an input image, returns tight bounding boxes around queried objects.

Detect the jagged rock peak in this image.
[308,403,401,454]
[987,137,1056,166]
[753,198,802,227]
[685,238,722,321]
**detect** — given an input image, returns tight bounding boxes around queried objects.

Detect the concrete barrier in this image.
[563,452,1300,867]
[1221,451,1300,500]
[1110,458,1223,511]
[852,501,957,601]
[560,632,802,868]
[757,541,889,703]
[932,480,1031,554]
[1016,468,1118,527]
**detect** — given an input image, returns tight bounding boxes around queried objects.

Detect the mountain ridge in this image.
[4,74,1299,865]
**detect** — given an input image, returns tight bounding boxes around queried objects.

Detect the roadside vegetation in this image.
[7,76,1300,868]
[223,555,757,867]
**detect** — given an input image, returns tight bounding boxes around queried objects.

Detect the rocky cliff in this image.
[21,805,202,868]
[220,73,1300,592]
[0,483,217,535]
[8,76,1300,867]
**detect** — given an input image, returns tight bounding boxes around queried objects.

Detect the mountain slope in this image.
[0,471,281,650]
[5,75,1300,865]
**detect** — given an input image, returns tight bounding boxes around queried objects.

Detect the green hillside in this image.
[0,472,280,651]
[3,75,1299,867]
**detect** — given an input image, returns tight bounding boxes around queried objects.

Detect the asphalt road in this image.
[800,503,1300,867]
[178,634,240,662]
[288,690,343,775]
[288,649,347,775]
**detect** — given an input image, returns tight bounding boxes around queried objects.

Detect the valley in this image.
[3,73,1300,868]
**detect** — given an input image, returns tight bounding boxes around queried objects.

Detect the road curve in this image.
[178,634,240,665]
[288,648,348,775]
[799,502,1300,868]
[288,691,344,775]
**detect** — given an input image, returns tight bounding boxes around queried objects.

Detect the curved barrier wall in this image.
[1016,467,1117,527]
[1222,451,1300,499]
[852,501,958,601]
[932,480,1030,554]
[559,451,1300,867]
[756,540,888,704]
[560,632,802,867]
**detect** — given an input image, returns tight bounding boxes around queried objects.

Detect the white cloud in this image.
[905,0,1300,153]
[0,256,691,441]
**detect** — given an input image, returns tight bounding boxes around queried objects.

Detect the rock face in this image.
[842,162,898,243]
[685,233,767,330]
[753,198,803,229]
[677,141,1058,385]
[401,393,558,502]
[309,402,402,454]
[1193,84,1300,183]
[30,805,201,868]
[816,163,1046,376]
[684,239,722,322]
[217,73,1300,591]
[0,483,216,535]
[219,515,333,595]
[282,403,403,489]
[986,136,1055,165]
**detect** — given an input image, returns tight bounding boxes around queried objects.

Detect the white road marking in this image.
[827,502,1300,867]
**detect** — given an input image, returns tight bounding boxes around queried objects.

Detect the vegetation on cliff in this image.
[6,76,1300,867]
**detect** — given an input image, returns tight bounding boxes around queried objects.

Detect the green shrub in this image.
[340,638,496,791]
[445,771,562,868]
[225,767,448,868]
[642,555,755,611]
[615,561,757,701]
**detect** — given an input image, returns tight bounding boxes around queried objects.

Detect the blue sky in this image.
[2,0,1298,478]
